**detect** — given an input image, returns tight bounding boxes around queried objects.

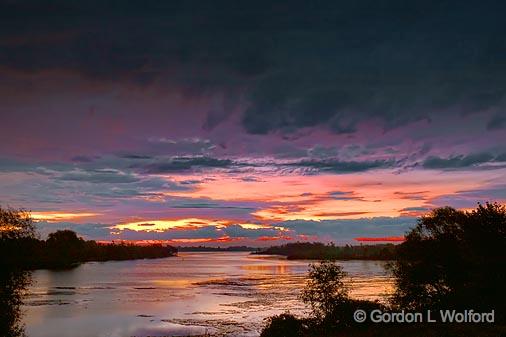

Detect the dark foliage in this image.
[390,202,506,322]
[262,203,506,336]
[300,261,349,321]
[260,313,307,337]
[0,231,177,270]
[0,207,36,241]
[262,260,385,337]
[262,318,506,337]
[255,242,396,260]
[0,269,31,337]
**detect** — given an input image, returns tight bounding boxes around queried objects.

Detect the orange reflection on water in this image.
[347,276,395,301]
[152,279,194,288]
[241,264,289,274]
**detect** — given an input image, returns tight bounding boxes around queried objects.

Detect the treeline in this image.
[0,208,177,270]
[1,230,177,270]
[255,242,397,260]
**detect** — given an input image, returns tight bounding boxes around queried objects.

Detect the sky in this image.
[1,0,505,246]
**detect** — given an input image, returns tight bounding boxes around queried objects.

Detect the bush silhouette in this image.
[300,260,349,322]
[260,313,306,337]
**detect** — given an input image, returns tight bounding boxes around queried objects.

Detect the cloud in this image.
[430,185,506,209]
[34,215,418,244]
[71,155,99,163]
[1,1,505,243]
[138,156,234,173]
[222,224,282,238]
[171,200,255,211]
[487,114,506,130]
[237,2,506,135]
[287,159,392,173]
[354,236,405,242]
[35,221,112,240]
[119,154,153,160]
[239,176,262,182]
[279,217,417,243]
[394,191,429,201]
[112,226,224,241]
[35,221,282,242]
[328,191,362,201]
[147,137,217,155]
[313,211,370,217]
[35,220,224,241]
[57,169,139,183]
[422,152,505,169]
[401,207,430,212]
[1,1,505,138]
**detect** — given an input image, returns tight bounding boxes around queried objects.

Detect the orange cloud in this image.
[32,211,100,222]
[162,169,497,221]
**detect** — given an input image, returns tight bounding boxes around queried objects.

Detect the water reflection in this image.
[22,252,394,337]
[0,269,31,337]
[241,264,290,274]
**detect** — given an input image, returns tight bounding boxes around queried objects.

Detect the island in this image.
[254,242,397,260]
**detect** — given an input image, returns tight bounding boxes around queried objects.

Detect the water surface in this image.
[23,252,393,337]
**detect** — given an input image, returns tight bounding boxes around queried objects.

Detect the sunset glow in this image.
[0,0,505,246]
[31,212,102,222]
[2,3,505,337]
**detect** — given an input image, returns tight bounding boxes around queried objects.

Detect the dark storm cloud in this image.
[138,156,234,173]
[0,1,272,83]
[57,169,140,184]
[238,1,506,134]
[128,153,393,175]
[401,206,430,212]
[1,0,505,135]
[147,138,217,155]
[487,114,506,130]
[287,159,393,173]
[328,191,361,201]
[119,154,153,160]
[422,152,506,169]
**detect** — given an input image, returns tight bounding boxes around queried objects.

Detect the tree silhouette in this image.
[0,208,36,241]
[301,260,349,321]
[391,202,506,322]
[1,207,34,337]
[0,270,31,337]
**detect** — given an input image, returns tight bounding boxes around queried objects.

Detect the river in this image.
[22,252,394,337]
